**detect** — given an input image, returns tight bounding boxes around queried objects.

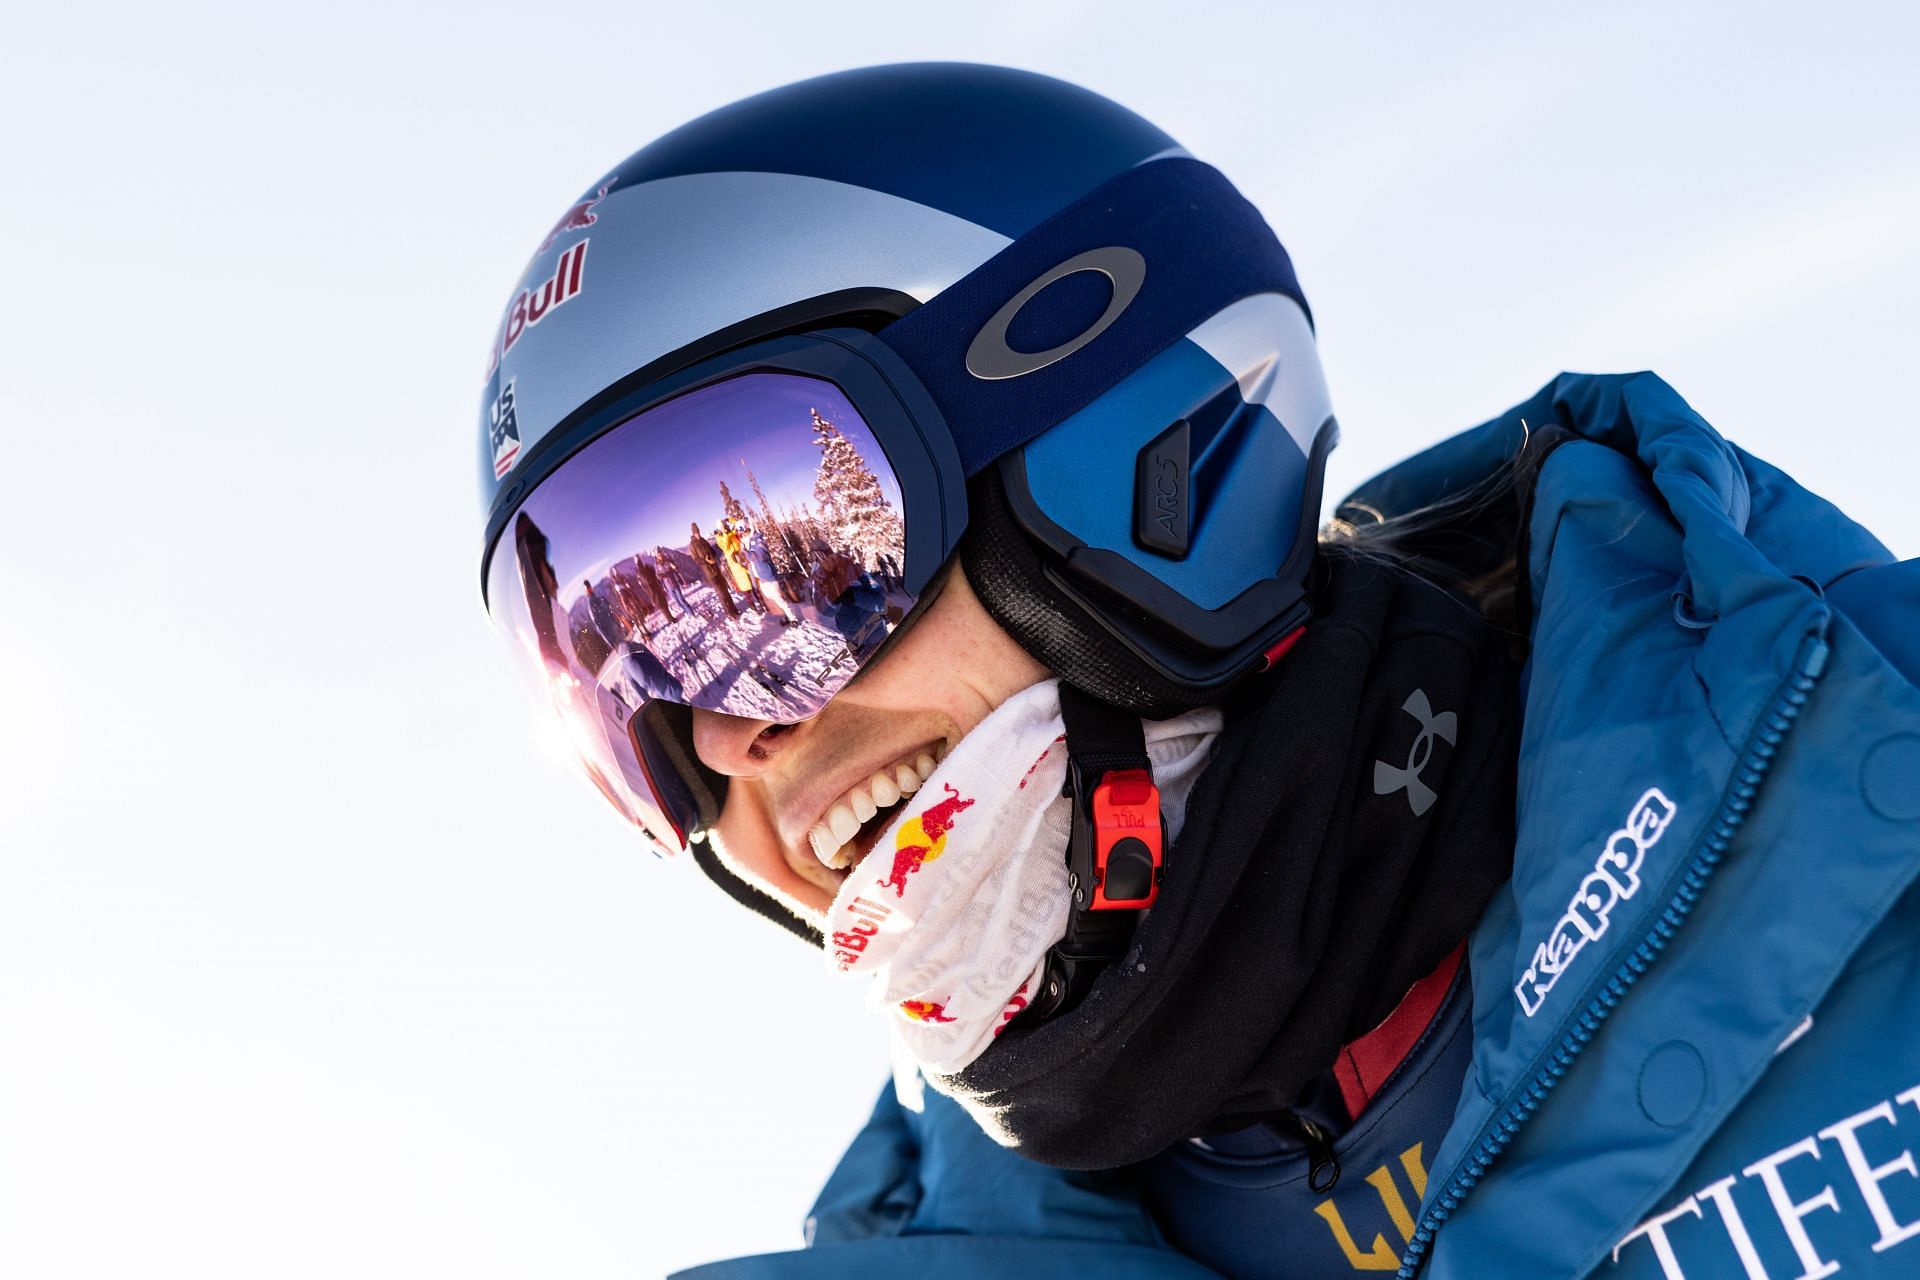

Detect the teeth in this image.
[805,747,946,870]
[808,825,848,868]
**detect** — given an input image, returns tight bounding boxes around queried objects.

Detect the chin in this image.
[707,825,832,933]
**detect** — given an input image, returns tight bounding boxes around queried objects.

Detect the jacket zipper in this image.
[1275,1112,1342,1193]
[1395,628,1830,1279]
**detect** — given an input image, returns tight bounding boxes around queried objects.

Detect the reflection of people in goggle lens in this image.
[510,513,566,678]
[474,64,1916,1274]
[686,521,739,621]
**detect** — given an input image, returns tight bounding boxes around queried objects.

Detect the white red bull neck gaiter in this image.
[823,677,1222,1076]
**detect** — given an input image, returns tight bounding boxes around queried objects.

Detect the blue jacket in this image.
[676,373,1920,1280]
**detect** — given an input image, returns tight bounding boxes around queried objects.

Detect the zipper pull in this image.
[1281,1112,1341,1193]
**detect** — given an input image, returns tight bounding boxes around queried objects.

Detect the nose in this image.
[690,707,795,776]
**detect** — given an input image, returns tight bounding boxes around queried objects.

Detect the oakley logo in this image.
[1373,689,1456,817]
[964,245,1146,381]
[1515,787,1679,1018]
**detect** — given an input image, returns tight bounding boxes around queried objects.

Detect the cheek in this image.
[711,785,838,916]
[847,583,1043,726]
[844,640,978,723]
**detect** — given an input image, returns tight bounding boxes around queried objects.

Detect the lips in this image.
[805,745,944,870]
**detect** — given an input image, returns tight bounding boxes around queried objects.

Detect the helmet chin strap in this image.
[1017,630,1302,1023]
[1025,682,1165,1022]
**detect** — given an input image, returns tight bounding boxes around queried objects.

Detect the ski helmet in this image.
[476,63,1335,933]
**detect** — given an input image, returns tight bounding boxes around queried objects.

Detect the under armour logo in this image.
[1373,689,1456,817]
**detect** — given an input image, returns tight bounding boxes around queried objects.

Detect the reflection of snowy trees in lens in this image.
[558,404,915,724]
[810,407,906,572]
[744,462,797,575]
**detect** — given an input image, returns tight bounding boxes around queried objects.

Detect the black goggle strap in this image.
[1027,683,1165,1022]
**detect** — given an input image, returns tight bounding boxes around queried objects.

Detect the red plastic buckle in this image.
[1089,768,1163,909]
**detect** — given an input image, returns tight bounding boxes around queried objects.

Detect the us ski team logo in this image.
[488,378,520,480]
[1514,787,1679,1017]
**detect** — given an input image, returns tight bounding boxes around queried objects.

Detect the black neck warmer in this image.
[938,551,1522,1169]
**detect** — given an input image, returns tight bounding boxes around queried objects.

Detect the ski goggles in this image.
[481,332,966,856]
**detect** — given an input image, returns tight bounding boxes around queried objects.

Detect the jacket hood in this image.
[1342,371,1920,1278]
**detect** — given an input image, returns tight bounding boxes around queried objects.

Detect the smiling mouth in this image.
[805,743,946,872]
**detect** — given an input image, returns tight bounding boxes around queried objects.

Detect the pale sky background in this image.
[2,3,1915,1277]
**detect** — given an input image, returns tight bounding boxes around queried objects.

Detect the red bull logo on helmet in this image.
[483,239,591,383]
[878,783,975,898]
[535,178,614,256]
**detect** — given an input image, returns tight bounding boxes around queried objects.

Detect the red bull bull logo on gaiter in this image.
[878,783,974,898]
[898,999,957,1023]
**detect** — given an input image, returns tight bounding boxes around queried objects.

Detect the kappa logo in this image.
[1373,689,1456,817]
[1515,786,1679,1017]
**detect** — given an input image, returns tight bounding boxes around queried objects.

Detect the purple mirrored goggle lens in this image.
[485,371,920,853]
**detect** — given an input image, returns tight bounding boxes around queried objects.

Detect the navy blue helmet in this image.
[477,64,1335,906]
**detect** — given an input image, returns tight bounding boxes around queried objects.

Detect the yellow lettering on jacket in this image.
[1314,1143,1431,1272]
